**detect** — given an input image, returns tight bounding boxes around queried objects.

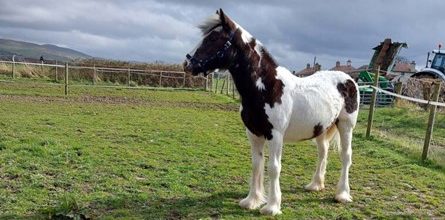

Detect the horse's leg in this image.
[305,134,329,191]
[260,131,283,215]
[335,119,354,203]
[240,130,266,209]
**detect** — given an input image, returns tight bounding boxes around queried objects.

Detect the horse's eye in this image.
[207,34,218,42]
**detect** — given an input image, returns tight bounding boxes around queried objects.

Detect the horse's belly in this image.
[283,101,341,143]
[283,117,319,142]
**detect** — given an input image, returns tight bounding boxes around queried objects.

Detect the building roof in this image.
[294,63,321,77]
[329,60,356,73]
[356,65,369,70]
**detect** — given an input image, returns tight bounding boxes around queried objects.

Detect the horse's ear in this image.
[219,8,226,23]
[218,8,234,31]
[216,10,219,15]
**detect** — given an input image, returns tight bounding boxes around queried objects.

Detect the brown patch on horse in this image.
[337,79,358,113]
[248,38,256,51]
[313,123,323,138]
[257,48,284,107]
[217,11,284,140]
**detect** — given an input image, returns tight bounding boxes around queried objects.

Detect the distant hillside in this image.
[0,38,91,61]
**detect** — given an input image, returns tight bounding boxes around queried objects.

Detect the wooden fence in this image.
[210,72,239,99]
[364,67,444,162]
[3,60,444,162]
[0,60,210,93]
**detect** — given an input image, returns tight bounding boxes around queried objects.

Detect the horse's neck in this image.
[228,46,286,106]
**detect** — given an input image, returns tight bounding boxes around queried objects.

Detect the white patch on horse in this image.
[255,40,263,67]
[256,78,266,91]
[233,21,253,43]
[254,40,263,55]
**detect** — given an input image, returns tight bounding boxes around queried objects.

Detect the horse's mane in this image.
[198,14,221,35]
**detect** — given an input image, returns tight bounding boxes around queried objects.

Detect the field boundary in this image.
[363,69,443,162]
[0,60,211,91]
[359,85,445,107]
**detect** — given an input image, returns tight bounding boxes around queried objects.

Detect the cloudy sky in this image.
[0,0,444,71]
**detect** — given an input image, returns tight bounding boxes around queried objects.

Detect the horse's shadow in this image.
[2,191,261,219]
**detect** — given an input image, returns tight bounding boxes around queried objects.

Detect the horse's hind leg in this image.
[335,118,354,203]
[239,130,266,209]
[305,133,329,191]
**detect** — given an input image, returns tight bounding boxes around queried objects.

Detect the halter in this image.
[186,29,236,72]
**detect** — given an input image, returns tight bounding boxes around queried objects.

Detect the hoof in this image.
[239,196,266,210]
[335,192,353,203]
[304,182,325,191]
[260,204,282,216]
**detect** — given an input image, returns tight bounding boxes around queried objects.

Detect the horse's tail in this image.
[326,125,341,151]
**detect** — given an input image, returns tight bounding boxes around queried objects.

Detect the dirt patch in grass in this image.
[0,94,239,111]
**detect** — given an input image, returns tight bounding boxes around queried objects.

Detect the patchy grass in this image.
[360,106,445,166]
[0,82,444,219]
[0,79,235,105]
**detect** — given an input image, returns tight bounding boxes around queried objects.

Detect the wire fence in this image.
[363,69,445,166]
[1,60,444,165]
[0,60,211,93]
[210,72,239,99]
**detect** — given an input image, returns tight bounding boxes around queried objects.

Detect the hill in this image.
[0,38,91,61]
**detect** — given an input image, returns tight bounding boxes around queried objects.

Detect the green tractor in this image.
[357,38,405,106]
[358,71,394,106]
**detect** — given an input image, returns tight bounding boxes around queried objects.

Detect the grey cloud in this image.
[0,0,444,70]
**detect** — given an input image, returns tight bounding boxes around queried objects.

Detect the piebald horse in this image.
[183,9,359,215]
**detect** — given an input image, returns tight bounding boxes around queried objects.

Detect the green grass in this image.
[0,79,235,105]
[0,81,444,219]
[359,106,445,166]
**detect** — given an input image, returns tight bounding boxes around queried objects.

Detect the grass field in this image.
[1,80,445,219]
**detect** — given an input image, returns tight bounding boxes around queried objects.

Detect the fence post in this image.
[211,73,214,92]
[205,75,209,91]
[226,74,229,95]
[422,83,431,111]
[232,76,235,99]
[127,68,131,87]
[55,60,58,82]
[64,63,69,96]
[12,56,16,79]
[366,66,380,138]
[215,74,219,93]
[183,72,186,88]
[422,81,441,161]
[394,82,403,106]
[93,65,96,85]
[220,77,226,94]
[159,72,163,87]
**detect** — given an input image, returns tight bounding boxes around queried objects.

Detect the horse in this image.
[183,9,359,216]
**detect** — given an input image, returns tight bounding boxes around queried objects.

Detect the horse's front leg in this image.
[240,130,266,209]
[260,130,283,215]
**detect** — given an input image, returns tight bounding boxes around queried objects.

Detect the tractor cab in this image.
[411,44,445,81]
[430,50,445,73]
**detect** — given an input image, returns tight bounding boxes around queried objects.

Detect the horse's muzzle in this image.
[183,59,204,76]
[183,60,194,74]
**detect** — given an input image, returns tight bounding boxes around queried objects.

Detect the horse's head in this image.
[183,9,237,76]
